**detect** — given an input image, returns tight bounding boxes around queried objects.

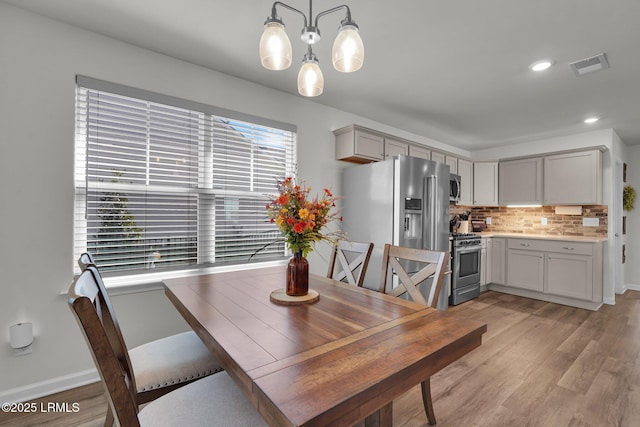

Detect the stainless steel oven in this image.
[450,233,481,305]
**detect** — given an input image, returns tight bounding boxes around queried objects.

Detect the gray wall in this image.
[0,3,467,399]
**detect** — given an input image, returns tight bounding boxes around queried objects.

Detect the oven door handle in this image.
[454,246,481,255]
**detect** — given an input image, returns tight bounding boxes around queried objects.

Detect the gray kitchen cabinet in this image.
[544,149,602,205]
[473,162,498,206]
[384,138,409,159]
[334,125,384,163]
[493,237,603,310]
[445,156,458,174]
[481,238,489,286]
[430,151,445,164]
[457,158,474,206]
[499,157,543,205]
[408,145,431,160]
[489,237,506,285]
[546,253,593,300]
[506,248,544,292]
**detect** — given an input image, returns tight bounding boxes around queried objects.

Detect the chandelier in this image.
[259,0,365,97]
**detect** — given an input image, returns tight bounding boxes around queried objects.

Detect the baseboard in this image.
[603,297,616,305]
[626,283,640,292]
[0,369,99,403]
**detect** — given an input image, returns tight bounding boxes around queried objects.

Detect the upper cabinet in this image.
[544,150,602,205]
[334,125,384,163]
[408,145,431,160]
[445,156,458,174]
[499,157,543,205]
[384,138,409,159]
[334,125,464,168]
[430,151,445,164]
[457,159,474,206]
[473,162,498,206]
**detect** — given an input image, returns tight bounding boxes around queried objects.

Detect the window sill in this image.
[64,259,289,297]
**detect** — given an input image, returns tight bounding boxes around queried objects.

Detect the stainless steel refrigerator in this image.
[341,155,450,310]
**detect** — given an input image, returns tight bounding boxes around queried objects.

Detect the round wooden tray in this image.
[270,289,320,306]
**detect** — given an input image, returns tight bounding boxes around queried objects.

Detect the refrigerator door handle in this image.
[424,175,438,250]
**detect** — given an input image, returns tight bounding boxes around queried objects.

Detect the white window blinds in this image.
[74,77,296,274]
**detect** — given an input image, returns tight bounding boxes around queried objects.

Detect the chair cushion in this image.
[138,372,268,426]
[129,331,224,392]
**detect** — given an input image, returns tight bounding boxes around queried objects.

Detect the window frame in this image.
[74,76,297,281]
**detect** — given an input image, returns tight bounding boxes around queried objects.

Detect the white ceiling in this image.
[5,0,640,150]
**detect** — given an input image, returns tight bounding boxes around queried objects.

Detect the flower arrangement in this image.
[266,177,343,257]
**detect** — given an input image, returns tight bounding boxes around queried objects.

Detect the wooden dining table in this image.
[163,266,487,427]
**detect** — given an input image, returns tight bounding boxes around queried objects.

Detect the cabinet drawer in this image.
[538,240,593,255]
[507,238,593,255]
[507,239,546,251]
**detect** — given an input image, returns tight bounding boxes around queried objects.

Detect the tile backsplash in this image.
[450,205,608,237]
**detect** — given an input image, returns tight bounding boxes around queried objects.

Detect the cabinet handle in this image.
[562,247,575,250]
[520,243,530,247]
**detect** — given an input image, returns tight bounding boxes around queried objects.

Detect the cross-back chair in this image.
[68,267,267,427]
[380,244,450,425]
[327,240,374,287]
[76,253,224,426]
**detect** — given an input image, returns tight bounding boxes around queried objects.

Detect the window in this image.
[74,76,296,275]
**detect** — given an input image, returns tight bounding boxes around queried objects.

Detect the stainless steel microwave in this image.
[450,174,461,202]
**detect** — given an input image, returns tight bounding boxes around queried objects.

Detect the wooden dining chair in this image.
[77,253,224,426]
[326,240,374,287]
[68,268,267,427]
[379,244,450,425]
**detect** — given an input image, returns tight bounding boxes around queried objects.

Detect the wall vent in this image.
[569,53,610,76]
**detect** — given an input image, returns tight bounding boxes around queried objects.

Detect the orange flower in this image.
[276,194,289,205]
[293,222,306,233]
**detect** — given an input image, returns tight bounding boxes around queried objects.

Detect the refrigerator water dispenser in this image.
[404,198,422,239]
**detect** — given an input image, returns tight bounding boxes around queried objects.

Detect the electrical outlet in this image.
[485,217,492,225]
[583,217,599,227]
[541,217,547,225]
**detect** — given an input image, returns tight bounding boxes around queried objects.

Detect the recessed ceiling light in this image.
[584,117,599,124]
[530,59,554,72]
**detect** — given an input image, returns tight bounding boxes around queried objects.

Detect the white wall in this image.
[625,146,640,290]
[0,3,467,399]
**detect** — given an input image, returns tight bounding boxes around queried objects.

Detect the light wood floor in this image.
[2,290,639,427]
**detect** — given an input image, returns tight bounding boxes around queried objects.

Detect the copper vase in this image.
[286,251,309,296]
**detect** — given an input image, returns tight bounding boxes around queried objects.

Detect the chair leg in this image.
[104,405,114,427]
[421,378,437,425]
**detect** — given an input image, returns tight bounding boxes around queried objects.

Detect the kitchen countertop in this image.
[475,232,608,243]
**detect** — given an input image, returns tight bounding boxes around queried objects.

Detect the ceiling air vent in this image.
[569,53,609,76]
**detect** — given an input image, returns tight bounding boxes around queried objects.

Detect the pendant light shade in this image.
[259,21,293,70]
[298,53,324,97]
[260,1,363,96]
[332,24,364,72]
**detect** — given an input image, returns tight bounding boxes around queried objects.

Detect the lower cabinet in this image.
[493,238,603,310]
[489,238,506,285]
[506,249,544,292]
[546,253,593,300]
[480,238,488,286]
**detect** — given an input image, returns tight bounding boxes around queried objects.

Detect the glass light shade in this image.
[332,26,364,72]
[297,60,324,97]
[259,22,292,70]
